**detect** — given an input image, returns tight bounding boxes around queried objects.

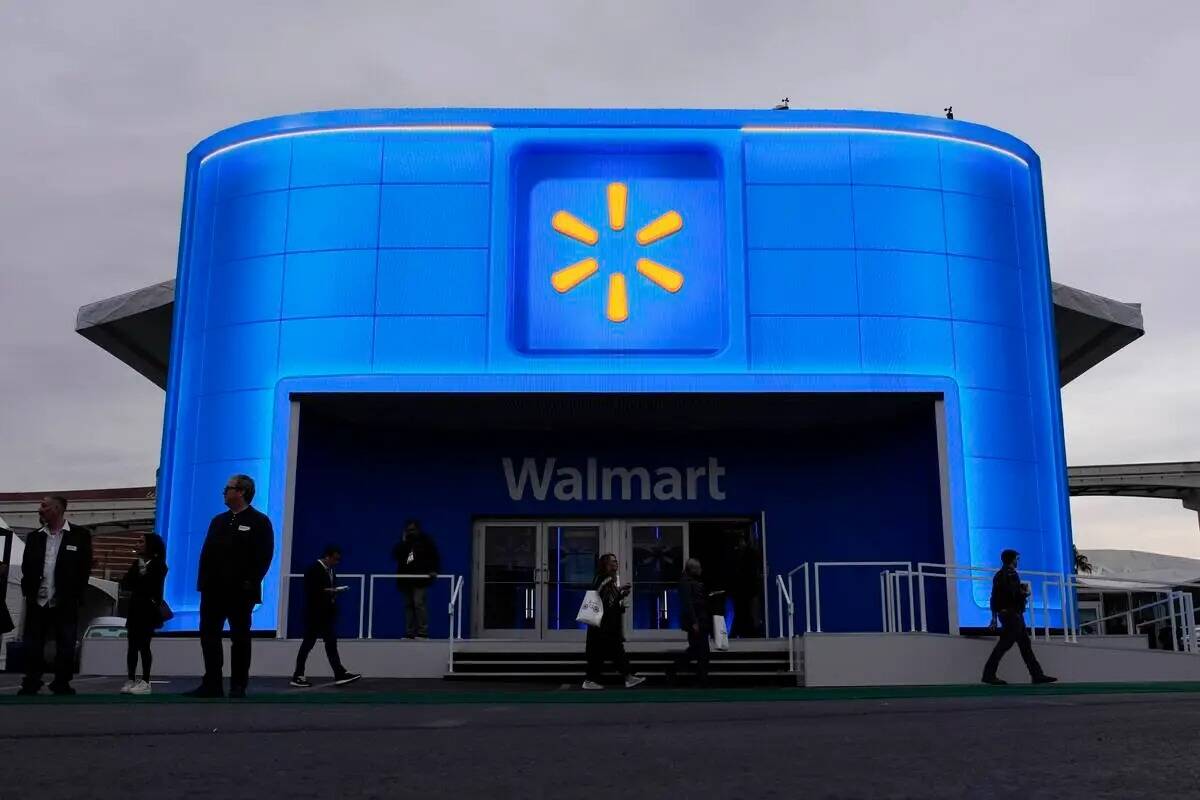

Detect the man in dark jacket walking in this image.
[18,496,92,696]
[391,520,440,639]
[290,545,360,688]
[982,549,1058,685]
[668,557,711,685]
[185,474,274,698]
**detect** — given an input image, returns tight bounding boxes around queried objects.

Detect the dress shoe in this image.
[182,685,224,699]
[981,676,1008,686]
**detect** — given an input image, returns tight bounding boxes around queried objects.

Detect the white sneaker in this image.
[624,675,646,689]
[120,680,135,695]
[129,679,152,696]
[581,680,605,691]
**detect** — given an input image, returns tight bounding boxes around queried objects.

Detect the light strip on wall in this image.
[741,125,1029,167]
[199,124,494,164]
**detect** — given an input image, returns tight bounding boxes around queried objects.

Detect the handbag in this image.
[154,600,174,628]
[575,590,604,627]
[711,614,730,651]
[0,601,13,635]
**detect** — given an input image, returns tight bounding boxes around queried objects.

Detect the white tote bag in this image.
[576,590,604,627]
[712,614,730,651]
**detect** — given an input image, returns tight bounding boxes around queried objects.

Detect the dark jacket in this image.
[302,559,339,629]
[392,533,441,588]
[196,506,275,603]
[120,558,168,631]
[989,566,1027,614]
[21,523,93,607]
[591,574,626,636]
[679,573,711,633]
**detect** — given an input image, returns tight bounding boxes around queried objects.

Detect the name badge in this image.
[238,525,251,532]
[66,544,78,552]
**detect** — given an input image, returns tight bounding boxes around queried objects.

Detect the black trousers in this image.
[982,611,1045,680]
[22,602,78,690]
[672,628,711,677]
[294,618,345,678]
[585,628,631,681]
[198,592,254,689]
[126,626,154,681]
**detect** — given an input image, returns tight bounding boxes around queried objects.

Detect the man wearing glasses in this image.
[184,474,274,698]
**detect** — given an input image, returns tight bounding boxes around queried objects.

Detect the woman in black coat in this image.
[582,553,645,691]
[120,533,168,695]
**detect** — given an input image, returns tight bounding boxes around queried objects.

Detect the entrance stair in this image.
[447,639,800,685]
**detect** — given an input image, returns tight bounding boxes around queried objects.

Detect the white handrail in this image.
[286,572,366,639]
[366,573,461,640]
[775,574,795,670]
[785,563,812,634]
[812,561,913,633]
[447,575,466,671]
[915,563,1073,641]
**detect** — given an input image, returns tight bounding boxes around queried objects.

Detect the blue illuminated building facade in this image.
[158,109,1070,639]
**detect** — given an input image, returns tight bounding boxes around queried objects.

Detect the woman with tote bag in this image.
[119,533,169,696]
[581,554,645,691]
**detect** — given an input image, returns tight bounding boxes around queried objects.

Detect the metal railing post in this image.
[918,564,928,633]
[777,579,784,640]
[883,573,892,633]
[1169,592,1180,652]
[358,578,366,640]
[1040,581,1050,642]
[803,565,811,633]
[367,575,377,640]
[814,564,823,633]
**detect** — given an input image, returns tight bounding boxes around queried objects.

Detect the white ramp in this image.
[803,632,1200,686]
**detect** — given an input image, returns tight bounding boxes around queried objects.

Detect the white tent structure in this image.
[1078,549,1200,592]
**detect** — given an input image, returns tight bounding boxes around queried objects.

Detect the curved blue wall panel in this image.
[158,109,1071,632]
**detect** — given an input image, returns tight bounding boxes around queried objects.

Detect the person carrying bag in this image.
[119,533,168,696]
[580,554,645,691]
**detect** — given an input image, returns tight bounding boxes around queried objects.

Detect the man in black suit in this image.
[184,474,274,699]
[290,545,361,688]
[19,495,93,696]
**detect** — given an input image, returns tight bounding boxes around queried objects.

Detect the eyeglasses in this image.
[223,486,239,493]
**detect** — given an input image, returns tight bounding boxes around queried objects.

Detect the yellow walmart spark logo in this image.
[549,182,685,323]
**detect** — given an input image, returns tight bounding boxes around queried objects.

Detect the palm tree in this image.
[1073,545,1094,574]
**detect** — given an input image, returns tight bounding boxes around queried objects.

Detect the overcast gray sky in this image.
[1,1,1196,555]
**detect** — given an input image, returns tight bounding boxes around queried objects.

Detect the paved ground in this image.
[3,676,1199,799]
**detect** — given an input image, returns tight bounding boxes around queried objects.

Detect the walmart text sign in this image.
[502,457,727,502]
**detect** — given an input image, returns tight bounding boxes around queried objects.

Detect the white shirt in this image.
[39,521,70,608]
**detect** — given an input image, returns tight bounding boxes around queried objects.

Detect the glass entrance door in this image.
[623,521,688,639]
[542,522,603,639]
[473,520,604,639]
[474,522,540,638]
[473,518,762,640]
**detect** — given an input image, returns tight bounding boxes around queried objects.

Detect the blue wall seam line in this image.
[370,145,385,371]
[845,136,864,369]
[274,142,296,384]
[483,135,494,369]
[937,144,960,377]
[199,125,495,165]
[746,246,1015,266]
[739,126,1028,167]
